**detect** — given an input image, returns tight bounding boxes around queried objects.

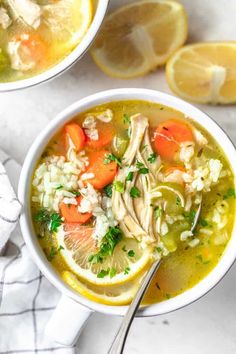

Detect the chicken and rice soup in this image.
[31,100,236,305]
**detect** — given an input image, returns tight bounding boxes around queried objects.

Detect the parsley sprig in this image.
[34,209,63,234]
[88,226,123,264]
[104,153,122,167]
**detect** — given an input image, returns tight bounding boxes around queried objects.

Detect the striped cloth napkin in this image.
[0,150,76,354]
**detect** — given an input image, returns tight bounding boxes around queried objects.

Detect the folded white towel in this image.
[0,150,76,353]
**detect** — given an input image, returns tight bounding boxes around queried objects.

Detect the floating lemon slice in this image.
[56,224,152,286]
[62,270,142,305]
[90,0,188,79]
[42,0,92,45]
[166,42,236,104]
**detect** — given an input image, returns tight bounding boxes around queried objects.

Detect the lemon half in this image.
[166,42,236,104]
[90,0,188,79]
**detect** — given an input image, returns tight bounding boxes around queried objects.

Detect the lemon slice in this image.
[90,0,187,79]
[166,42,236,104]
[62,271,142,305]
[42,0,92,45]
[56,224,152,286]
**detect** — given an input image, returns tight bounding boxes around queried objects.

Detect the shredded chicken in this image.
[112,114,161,246]
[0,7,12,29]
[7,0,41,29]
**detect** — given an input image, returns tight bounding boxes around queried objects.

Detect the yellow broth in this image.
[32,100,236,305]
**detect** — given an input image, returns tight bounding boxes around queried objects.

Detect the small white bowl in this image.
[0,0,109,92]
[18,88,236,346]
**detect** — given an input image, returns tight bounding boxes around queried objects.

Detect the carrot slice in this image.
[85,150,117,189]
[65,123,86,152]
[154,120,194,161]
[17,34,47,63]
[87,122,114,149]
[60,196,92,224]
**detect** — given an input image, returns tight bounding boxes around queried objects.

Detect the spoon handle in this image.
[108,260,161,354]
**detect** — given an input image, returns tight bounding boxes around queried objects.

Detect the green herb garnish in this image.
[223,188,236,200]
[130,186,141,198]
[113,181,125,193]
[104,184,113,198]
[147,153,157,163]
[34,209,63,233]
[56,185,64,190]
[136,160,149,174]
[109,267,117,279]
[58,245,64,251]
[126,171,134,182]
[97,269,110,278]
[128,250,135,257]
[200,219,208,227]
[89,226,123,264]
[154,206,162,219]
[71,190,81,197]
[122,245,127,252]
[47,246,58,261]
[104,153,122,167]
[124,266,131,275]
[176,197,181,206]
[123,113,131,125]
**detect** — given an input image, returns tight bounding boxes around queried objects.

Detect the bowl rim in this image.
[18,88,236,317]
[0,0,109,92]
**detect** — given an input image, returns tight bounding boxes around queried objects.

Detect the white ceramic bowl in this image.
[0,0,109,92]
[18,88,236,346]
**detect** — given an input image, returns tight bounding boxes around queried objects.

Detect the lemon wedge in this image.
[56,224,152,286]
[62,270,142,305]
[90,0,188,79]
[166,42,236,104]
[42,0,92,45]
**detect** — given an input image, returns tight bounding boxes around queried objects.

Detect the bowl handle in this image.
[45,295,93,346]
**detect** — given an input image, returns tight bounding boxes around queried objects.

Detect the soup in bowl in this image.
[18,89,236,345]
[0,0,109,91]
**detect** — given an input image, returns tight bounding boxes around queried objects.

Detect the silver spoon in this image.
[108,201,202,354]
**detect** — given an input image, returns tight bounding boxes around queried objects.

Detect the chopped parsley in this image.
[104,153,122,167]
[176,197,181,206]
[97,267,117,279]
[136,160,149,174]
[223,188,236,200]
[89,226,123,264]
[123,113,131,125]
[200,219,208,227]
[154,206,162,219]
[147,153,157,163]
[124,266,131,275]
[109,267,117,279]
[104,184,113,198]
[71,190,81,197]
[128,250,135,257]
[126,171,134,182]
[113,181,125,193]
[58,245,64,251]
[183,210,196,224]
[122,245,127,252]
[97,269,109,278]
[34,209,63,234]
[130,186,141,198]
[156,247,162,253]
[56,185,63,190]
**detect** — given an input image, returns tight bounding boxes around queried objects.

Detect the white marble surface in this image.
[1,1,236,353]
